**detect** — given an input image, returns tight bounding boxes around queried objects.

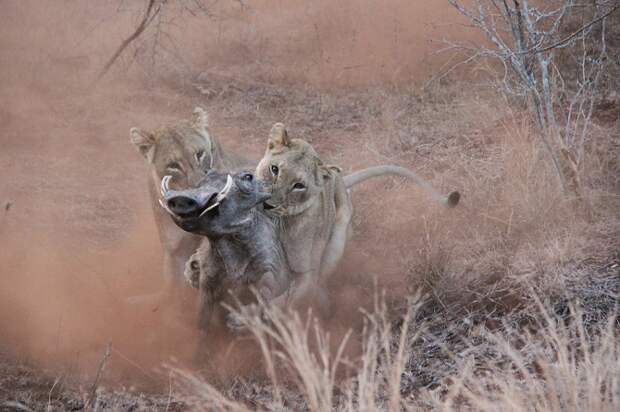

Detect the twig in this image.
[523,3,619,54]
[1,402,34,412]
[47,374,64,410]
[164,371,173,412]
[112,347,158,382]
[96,0,163,81]
[85,342,112,408]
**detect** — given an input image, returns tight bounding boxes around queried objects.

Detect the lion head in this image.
[256,123,340,216]
[129,107,218,190]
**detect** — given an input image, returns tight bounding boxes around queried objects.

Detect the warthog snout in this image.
[167,195,202,215]
[160,174,232,219]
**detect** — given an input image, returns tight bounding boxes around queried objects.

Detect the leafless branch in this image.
[96,0,164,81]
[446,0,612,202]
[1,402,34,412]
[523,3,619,54]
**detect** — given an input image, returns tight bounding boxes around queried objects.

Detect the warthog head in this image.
[160,169,271,237]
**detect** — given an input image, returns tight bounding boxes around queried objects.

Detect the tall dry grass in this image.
[171,291,618,411]
[172,292,423,411]
[428,301,619,412]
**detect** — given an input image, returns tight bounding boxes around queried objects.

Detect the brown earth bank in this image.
[1,1,619,411]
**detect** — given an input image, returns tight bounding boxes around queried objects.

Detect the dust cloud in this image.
[0,0,471,388]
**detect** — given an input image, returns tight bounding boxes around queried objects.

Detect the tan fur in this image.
[184,241,207,289]
[256,123,459,312]
[256,123,353,311]
[129,107,252,299]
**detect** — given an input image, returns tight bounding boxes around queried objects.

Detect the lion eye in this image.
[292,182,306,191]
[167,161,182,173]
[242,173,253,181]
[195,150,205,163]
[270,165,279,176]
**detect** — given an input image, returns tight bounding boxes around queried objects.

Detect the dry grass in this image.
[425,301,619,412]
[171,293,423,411]
[170,290,618,411]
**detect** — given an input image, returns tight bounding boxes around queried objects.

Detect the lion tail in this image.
[343,165,460,207]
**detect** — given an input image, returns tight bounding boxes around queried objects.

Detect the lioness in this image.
[129,107,252,299]
[256,123,459,310]
[161,170,291,332]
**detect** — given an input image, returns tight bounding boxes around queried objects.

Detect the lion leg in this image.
[161,252,192,303]
[158,231,203,310]
[287,219,336,315]
[161,252,178,293]
[167,236,202,286]
[256,270,295,313]
[319,180,353,278]
[192,283,217,360]
[301,182,352,318]
[197,286,212,333]
[287,271,330,317]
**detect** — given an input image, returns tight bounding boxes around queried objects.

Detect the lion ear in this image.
[129,127,156,160]
[193,107,209,130]
[314,163,340,185]
[268,123,291,150]
[320,164,342,179]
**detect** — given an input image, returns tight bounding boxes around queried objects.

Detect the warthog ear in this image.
[193,107,209,130]
[268,123,291,150]
[129,127,156,160]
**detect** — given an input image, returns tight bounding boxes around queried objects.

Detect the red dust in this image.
[0,0,472,391]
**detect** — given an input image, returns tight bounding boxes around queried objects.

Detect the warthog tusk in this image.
[217,174,234,202]
[199,201,220,217]
[158,198,175,216]
[198,175,234,217]
[160,175,172,197]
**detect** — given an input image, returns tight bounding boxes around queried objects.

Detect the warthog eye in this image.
[292,182,306,191]
[270,164,279,176]
[190,261,199,271]
[242,173,253,181]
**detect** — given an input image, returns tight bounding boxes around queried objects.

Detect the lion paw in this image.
[184,255,201,289]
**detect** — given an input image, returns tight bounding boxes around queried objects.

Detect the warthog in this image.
[128,107,253,307]
[160,170,292,332]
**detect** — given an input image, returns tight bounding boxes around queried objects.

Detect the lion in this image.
[256,123,459,311]
[129,107,252,302]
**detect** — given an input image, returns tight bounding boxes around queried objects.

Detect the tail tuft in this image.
[446,191,460,207]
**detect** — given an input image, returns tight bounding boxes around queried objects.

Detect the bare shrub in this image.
[98,0,219,81]
[445,0,618,202]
